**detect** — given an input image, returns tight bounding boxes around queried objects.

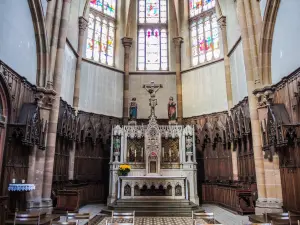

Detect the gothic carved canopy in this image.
[7,103,47,150]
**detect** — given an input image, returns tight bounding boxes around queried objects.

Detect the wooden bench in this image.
[192,211,215,224]
[5,213,60,225]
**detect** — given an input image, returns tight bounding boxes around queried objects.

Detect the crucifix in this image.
[143,81,163,118]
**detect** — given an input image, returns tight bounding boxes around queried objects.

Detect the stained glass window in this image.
[138,0,168,70]
[86,0,116,66]
[189,0,220,66]
[90,0,116,18]
[189,0,215,17]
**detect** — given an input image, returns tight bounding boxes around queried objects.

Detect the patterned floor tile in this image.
[98,217,205,225]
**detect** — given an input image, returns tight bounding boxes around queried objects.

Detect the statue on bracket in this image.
[168,96,177,124]
[129,97,137,125]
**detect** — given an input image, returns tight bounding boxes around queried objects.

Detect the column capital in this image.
[34,86,56,109]
[173,37,183,46]
[122,37,133,48]
[217,15,227,30]
[253,86,275,107]
[78,16,88,32]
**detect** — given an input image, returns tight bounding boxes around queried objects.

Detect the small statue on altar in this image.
[113,138,121,152]
[186,136,193,152]
[129,97,137,121]
[168,96,177,124]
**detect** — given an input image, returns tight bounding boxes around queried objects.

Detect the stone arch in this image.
[259,0,281,85]
[28,0,49,87]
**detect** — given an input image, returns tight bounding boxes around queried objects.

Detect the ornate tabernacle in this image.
[108,82,199,205]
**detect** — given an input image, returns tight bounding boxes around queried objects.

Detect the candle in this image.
[134,149,136,158]
[162,147,164,158]
[12,179,15,184]
[22,179,25,184]
[141,148,143,157]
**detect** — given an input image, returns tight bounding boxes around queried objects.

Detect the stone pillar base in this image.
[107,195,116,205]
[255,198,283,215]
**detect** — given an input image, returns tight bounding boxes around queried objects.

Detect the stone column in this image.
[27,88,55,209]
[45,0,57,45]
[68,142,76,180]
[217,16,238,181]
[73,16,88,112]
[253,88,283,213]
[236,0,267,214]
[48,0,63,89]
[173,37,183,124]
[250,0,262,55]
[42,0,72,207]
[122,37,133,124]
[26,146,37,207]
[243,0,260,85]
[69,16,88,181]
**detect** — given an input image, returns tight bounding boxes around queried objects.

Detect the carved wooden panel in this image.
[0,196,8,224]
[0,61,37,198]
[184,99,256,213]
[254,67,300,213]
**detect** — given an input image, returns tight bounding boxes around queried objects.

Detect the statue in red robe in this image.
[168,96,176,122]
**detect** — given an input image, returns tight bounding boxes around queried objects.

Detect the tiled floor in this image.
[99,217,205,225]
[58,203,250,225]
[202,204,250,225]
[59,204,106,225]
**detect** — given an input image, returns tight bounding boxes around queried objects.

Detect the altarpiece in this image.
[108,82,199,204]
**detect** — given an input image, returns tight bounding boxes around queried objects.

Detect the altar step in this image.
[105,199,204,217]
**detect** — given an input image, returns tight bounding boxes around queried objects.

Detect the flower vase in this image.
[118,171,128,176]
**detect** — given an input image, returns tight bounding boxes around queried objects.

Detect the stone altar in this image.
[107,82,199,205]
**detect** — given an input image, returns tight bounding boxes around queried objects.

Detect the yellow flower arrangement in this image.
[118,164,131,176]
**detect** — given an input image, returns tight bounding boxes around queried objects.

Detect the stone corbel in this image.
[78,16,88,33]
[34,87,56,110]
[217,16,226,31]
[253,86,275,107]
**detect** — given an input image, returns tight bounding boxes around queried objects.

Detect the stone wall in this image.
[182,61,228,117]
[271,0,300,83]
[79,60,124,117]
[0,0,37,84]
[60,43,77,105]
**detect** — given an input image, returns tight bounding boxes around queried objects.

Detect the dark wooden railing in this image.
[202,183,255,215]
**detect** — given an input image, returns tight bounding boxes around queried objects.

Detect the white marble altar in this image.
[107,82,199,205]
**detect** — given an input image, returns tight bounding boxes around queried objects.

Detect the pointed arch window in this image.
[137,0,168,71]
[86,0,116,66]
[189,0,220,66]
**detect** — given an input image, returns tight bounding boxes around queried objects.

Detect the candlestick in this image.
[134,149,137,158]
[162,147,164,158]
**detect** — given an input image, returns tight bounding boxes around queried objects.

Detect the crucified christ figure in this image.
[143,81,163,118]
